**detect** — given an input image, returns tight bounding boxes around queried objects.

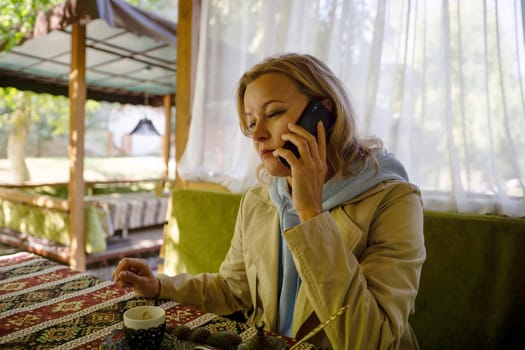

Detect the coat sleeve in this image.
[285,182,426,349]
[157,193,253,316]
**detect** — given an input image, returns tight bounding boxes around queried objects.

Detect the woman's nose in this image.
[252,120,269,141]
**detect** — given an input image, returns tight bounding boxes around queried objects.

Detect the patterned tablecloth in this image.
[85,192,169,237]
[0,252,314,349]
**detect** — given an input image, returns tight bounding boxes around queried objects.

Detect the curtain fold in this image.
[178,0,525,217]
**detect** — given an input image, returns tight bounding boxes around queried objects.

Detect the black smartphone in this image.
[279,100,336,167]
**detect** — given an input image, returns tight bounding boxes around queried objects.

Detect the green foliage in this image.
[22,184,68,198]
[0,87,101,139]
[0,87,18,129]
[0,0,62,52]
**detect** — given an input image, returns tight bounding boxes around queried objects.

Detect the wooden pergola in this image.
[0,0,202,271]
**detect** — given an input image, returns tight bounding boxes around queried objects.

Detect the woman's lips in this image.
[261,149,274,159]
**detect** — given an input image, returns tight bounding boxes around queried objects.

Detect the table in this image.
[0,252,313,349]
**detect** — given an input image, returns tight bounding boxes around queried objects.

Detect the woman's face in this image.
[244,73,309,177]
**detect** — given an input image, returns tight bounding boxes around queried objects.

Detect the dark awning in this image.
[0,0,177,106]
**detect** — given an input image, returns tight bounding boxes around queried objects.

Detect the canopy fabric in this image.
[95,0,177,47]
[0,0,177,106]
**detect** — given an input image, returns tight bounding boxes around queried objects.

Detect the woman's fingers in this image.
[121,257,146,272]
[112,258,149,283]
[118,269,148,289]
[276,126,312,167]
[281,121,327,223]
[316,121,327,162]
[112,258,159,298]
[280,121,327,170]
[286,122,325,157]
[115,270,135,288]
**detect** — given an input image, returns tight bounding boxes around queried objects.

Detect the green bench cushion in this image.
[163,189,243,275]
[410,211,525,349]
[0,198,107,254]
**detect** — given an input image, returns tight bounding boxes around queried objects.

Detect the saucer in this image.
[100,329,178,350]
[100,328,223,350]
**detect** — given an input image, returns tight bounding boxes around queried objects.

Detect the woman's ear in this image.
[321,98,334,113]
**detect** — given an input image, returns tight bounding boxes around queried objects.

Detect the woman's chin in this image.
[264,158,290,177]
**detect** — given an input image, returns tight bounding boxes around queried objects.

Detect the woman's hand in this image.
[112,258,160,298]
[274,121,327,223]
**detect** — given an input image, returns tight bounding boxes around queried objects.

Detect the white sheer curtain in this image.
[178,0,525,217]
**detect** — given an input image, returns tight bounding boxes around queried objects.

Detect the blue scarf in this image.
[268,149,408,336]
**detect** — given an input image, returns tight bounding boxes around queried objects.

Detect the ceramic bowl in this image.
[123,306,165,350]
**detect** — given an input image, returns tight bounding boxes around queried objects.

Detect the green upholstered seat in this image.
[162,189,243,275]
[0,196,107,254]
[410,211,525,349]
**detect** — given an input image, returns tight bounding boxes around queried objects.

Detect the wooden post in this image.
[160,0,200,273]
[68,21,87,271]
[162,94,172,183]
[174,0,200,188]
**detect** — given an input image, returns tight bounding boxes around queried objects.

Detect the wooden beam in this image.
[174,0,200,188]
[68,22,87,272]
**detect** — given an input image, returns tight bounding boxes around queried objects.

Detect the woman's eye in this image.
[247,121,256,130]
[267,110,284,118]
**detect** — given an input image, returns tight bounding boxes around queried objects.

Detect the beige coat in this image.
[158,180,426,349]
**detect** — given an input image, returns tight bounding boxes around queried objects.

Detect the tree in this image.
[4,90,31,182]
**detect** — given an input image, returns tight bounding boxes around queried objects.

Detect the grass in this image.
[0,156,175,184]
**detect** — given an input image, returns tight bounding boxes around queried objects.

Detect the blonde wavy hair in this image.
[236,53,382,179]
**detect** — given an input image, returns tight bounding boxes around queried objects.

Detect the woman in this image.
[113,53,426,349]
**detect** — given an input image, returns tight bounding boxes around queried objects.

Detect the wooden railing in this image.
[0,187,69,212]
